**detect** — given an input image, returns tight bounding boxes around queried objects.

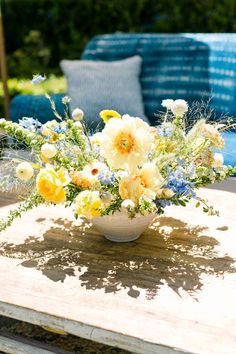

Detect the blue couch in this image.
[10,33,236,166]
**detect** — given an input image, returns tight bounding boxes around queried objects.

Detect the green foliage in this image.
[3,0,236,78]
[0,192,43,232]
[0,76,66,96]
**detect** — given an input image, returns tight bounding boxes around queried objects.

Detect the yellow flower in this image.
[99,115,153,172]
[119,163,165,204]
[75,191,102,219]
[99,110,121,123]
[36,165,70,203]
[139,163,165,196]
[119,175,145,205]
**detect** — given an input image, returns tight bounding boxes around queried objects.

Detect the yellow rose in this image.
[75,191,102,219]
[36,165,70,203]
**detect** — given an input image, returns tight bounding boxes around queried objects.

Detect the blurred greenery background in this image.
[1,0,236,113]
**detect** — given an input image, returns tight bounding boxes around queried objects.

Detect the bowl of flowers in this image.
[0,96,235,242]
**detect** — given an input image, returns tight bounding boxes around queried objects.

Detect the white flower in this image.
[99,115,154,172]
[121,199,135,210]
[212,153,224,168]
[72,108,84,121]
[161,99,174,110]
[41,143,57,159]
[171,99,188,117]
[16,162,34,181]
[74,121,83,129]
[89,132,104,145]
[199,122,225,149]
[62,96,71,104]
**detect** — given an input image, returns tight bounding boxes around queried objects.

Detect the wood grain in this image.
[0,185,236,354]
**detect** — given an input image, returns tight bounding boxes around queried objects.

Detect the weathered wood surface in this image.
[0,184,236,354]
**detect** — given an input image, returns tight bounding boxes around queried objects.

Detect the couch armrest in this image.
[10,94,65,124]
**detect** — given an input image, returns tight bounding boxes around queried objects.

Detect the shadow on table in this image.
[0,216,235,300]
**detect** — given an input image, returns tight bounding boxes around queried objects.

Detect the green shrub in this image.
[3,0,236,78]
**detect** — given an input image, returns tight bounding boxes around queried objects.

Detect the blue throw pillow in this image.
[60,56,148,130]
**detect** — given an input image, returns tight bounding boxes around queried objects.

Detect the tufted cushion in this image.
[60,56,148,130]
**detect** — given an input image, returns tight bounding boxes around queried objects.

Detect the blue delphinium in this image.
[19,117,42,132]
[53,125,67,134]
[98,170,115,185]
[31,74,46,85]
[157,124,173,137]
[165,167,196,198]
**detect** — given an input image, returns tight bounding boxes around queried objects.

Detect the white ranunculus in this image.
[161,99,174,110]
[72,108,84,121]
[171,99,188,117]
[16,162,34,181]
[121,199,135,210]
[212,153,224,168]
[41,143,57,159]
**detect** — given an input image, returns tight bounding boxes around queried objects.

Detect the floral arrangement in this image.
[0,95,235,232]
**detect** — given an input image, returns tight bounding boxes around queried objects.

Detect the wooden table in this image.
[0,185,236,354]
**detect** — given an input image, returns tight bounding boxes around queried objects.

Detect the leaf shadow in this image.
[0,216,235,300]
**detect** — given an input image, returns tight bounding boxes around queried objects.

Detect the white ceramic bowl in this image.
[91,212,156,242]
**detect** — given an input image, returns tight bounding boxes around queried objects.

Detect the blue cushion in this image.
[10,94,65,124]
[221,131,236,167]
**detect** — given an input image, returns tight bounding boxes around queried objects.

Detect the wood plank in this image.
[0,333,73,354]
[0,185,236,354]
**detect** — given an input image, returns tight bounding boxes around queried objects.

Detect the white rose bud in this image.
[161,99,174,110]
[171,99,188,117]
[16,162,34,181]
[121,199,135,210]
[72,108,84,121]
[212,153,224,168]
[41,143,57,159]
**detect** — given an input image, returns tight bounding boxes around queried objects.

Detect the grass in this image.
[0,75,66,96]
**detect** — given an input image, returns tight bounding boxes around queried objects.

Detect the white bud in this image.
[74,121,83,129]
[41,143,57,158]
[16,162,34,181]
[121,199,135,210]
[72,108,84,121]
[171,99,188,117]
[161,99,174,110]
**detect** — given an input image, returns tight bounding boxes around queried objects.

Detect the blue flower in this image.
[53,125,67,134]
[165,168,196,198]
[157,124,173,137]
[19,117,42,131]
[98,170,115,185]
[155,198,172,208]
[31,74,46,85]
